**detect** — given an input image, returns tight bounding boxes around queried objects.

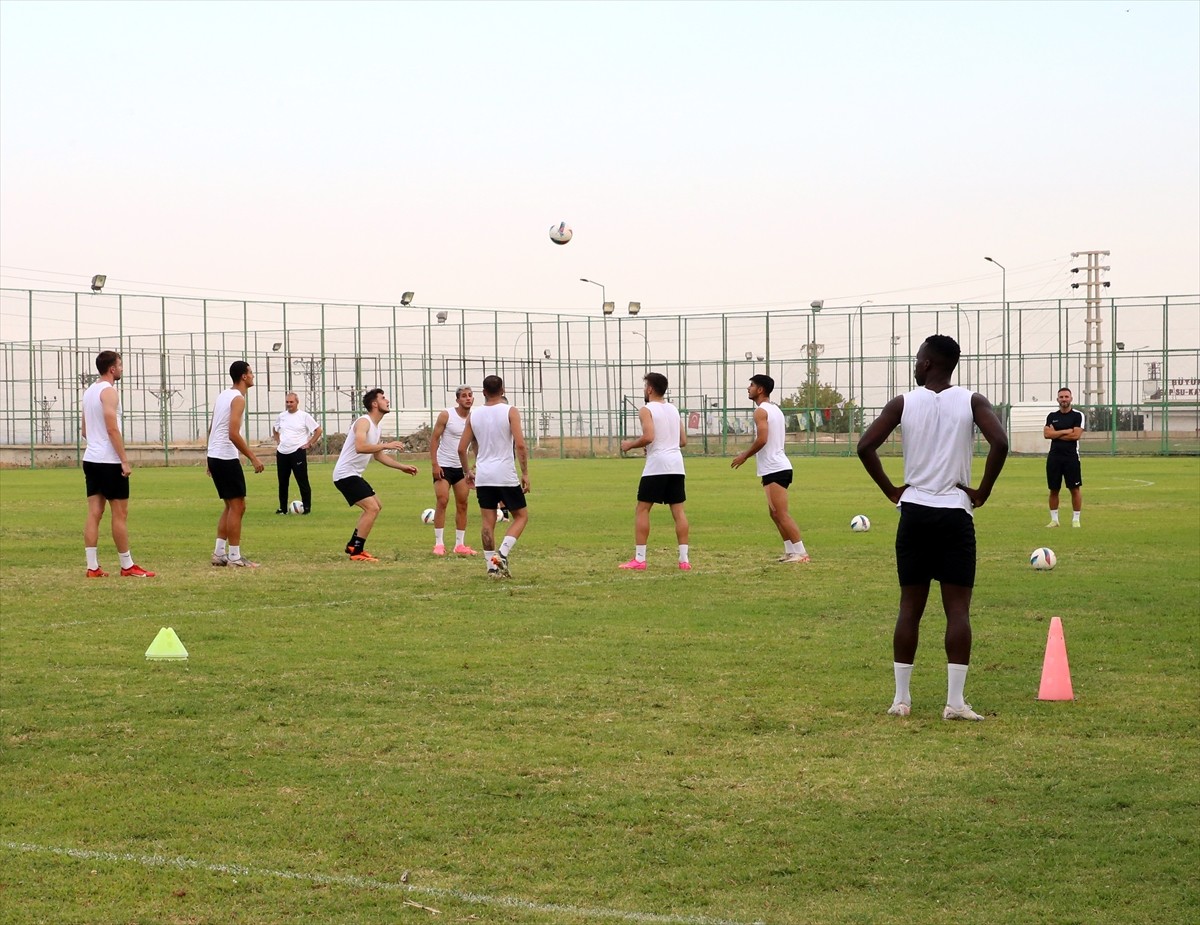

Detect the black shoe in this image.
[275,509,287,515]
[301,508,311,515]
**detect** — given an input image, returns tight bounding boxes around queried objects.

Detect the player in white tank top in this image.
[81,350,155,578]
[458,376,530,578]
[730,375,808,563]
[619,373,690,571]
[206,361,265,568]
[428,386,477,556]
[857,335,1009,723]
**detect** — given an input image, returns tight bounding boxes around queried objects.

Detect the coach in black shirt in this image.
[1044,387,1085,528]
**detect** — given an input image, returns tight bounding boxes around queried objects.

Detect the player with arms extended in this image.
[857,335,1008,721]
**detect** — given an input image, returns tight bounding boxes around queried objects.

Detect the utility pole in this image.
[1070,250,1111,406]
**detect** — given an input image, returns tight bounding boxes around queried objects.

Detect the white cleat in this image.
[943,703,984,721]
[886,702,911,717]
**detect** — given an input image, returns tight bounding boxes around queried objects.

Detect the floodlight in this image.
[628,301,641,316]
[400,291,415,306]
[602,301,615,316]
[436,311,448,324]
[810,300,823,311]
[271,342,282,352]
[543,349,551,359]
[91,274,106,292]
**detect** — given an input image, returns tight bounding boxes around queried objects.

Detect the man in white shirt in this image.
[857,335,1008,722]
[457,376,529,579]
[273,392,321,515]
[618,372,690,571]
[333,388,418,562]
[730,374,809,563]
[81,350,155,578]
[428,386,477,556]
[207,360,266,568]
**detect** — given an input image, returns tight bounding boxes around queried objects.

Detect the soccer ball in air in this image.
[1030,547,1057,571]
[289,500,305,515]
[549,222,573,245]
[850,514,871,533]
[496,507,510,522]
[421,508,436,525]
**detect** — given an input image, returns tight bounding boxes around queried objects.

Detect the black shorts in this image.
[476,485,527,512]
[208,457,246,500]
[1047,455,1083,491]
[895,503,976,588]
[334,476,376,506]
[434,466,466,487]
[84,461,129,501]
[761,469,793,489]
[637,473,686,505]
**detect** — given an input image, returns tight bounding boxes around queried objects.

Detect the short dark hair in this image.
[95,350,120,375]
[482,375,504,397]
[229,360,250,383]
[643,372,669,397]
[749,374,774,396]
[922,335,960,373]
[362,388,385,411]
[1057,386,1073,396]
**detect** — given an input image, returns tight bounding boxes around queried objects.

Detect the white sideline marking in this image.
[2,842,765,925]
[1091,477,1155,491]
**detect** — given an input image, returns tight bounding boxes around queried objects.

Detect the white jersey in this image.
[471,402,519,487]
[899,386,976,515]
[207,388,243,461]
[755,401,791,477]
[82,380,121,464]
[274,409,319,454]
[333,414,382,481]
[641,401,685,477]
[436,407,470,468]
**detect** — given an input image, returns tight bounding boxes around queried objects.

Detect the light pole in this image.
[985,257,1007,406]
[851,300,871,409]
[630,330,649,370]
[581,278,613,444]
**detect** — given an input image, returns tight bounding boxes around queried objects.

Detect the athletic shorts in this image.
[1046,455,1083,491]
[207,457,246,500]
[83,461,129,501]
[334,476,376,506]
[761,468,794,489]
[895,502,976,588]
[434,466,466,487]
[637,473,686,505]
[476,484,527,512]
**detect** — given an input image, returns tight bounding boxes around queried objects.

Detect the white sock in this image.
[893,662,913,706]
[229,545,242,562]
[1072,511,1080,523]
[485,549,497,569]
[1050,509,1060,523]
[456,530,466,546]
[947,663,969,709]
[214,539,227,556]
[635,544,647,562]
[86,547,99,569]
[678,544,689,564]
[118,550,134,569]
[499,535,517,557]
[434,528,444,546]
[794,540,808,557]
[784,540,795,555]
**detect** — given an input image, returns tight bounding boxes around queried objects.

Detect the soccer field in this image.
[1,456,1197,925]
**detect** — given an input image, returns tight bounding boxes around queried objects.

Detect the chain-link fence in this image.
[1,289,1196,466]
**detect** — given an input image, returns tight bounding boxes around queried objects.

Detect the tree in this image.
[779,382,863,434]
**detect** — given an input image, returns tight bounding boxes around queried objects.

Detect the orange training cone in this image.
[1037,616,1074,701]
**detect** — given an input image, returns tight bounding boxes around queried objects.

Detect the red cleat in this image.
[86,568,109,578]
[120,564,156,578]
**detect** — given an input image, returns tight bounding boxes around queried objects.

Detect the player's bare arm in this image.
[731,406,768,469]
[101,387,132,477]
[228,395,264,473]
[430,410,449,479]
[510,407,531,493]
[621,407,654,454]
[856,395,908,504]
[457,420,476,483]
[955,393,1009,509]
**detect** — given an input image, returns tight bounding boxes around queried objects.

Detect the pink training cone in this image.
[1037,616,1075,701]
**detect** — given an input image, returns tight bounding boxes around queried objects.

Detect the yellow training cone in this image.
[145,627,188,660]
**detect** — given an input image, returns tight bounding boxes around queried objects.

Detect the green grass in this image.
[1,456,1197,925]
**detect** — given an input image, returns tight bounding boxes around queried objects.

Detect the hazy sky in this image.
[1,0,1197,317]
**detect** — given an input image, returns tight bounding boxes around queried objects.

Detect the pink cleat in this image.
[453,544,478,556]
[678,561,692,571]
[432,544,446,556]
[618,559,647,570]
